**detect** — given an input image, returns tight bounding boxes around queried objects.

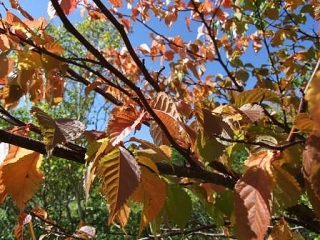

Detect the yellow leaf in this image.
[17,51,42,70]
[136,155,159,174]
[97,147,140,225]
[294,113,314,132]
[235,89,279,107]
[1,147,43,211]
[131,167,166,235]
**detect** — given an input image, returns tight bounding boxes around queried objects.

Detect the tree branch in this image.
[92,0,161,92]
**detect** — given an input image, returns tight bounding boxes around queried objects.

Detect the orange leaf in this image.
[106,105,146,146]
[109,0,123,7]
[234,167,272,240]
[268,218,293,240]
[131,167,166,235]
[1,148,43,211]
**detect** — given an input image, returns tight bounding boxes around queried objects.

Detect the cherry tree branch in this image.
[50,0,200,168]
[92,0,161,92]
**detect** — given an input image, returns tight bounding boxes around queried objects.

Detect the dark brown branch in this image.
[92,0,161,92]
[1,130,320,233]
[0,129,86,164]
[50,0,198,168]
[50,0,140,94]
[157,163,236,189]
[66,68,123,106]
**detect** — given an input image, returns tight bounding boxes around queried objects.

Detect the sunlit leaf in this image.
[9,0,34,20]
[106,105,146,146]
[131,167,166,235]
[149,92,188,146]
[234,167,272,240]
[239,103,264,122]
[235,89,279,107]
[47,0,78,18]
[294,113,314,132]
[1,147,43,211]
[97,147,140,224]
[268,218,293,240]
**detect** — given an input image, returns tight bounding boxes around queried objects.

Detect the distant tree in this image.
[0,0,320,239]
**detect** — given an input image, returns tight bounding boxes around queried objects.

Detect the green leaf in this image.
[214,189,234,217]
[197,132,225,163]
[166,185,192,229]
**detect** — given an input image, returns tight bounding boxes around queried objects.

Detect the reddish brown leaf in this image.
[106,105,146,146]
[303,134,320,200]
[9,0,34,20]
[234,167,272,240]
[149,92,189,146]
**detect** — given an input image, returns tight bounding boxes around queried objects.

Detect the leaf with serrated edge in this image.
[149,92,189,146]
[234,167,272,240]
[272,165,301,209]
[97,147,140,224]
[131,167,166,235]
[113,202,131,229]
[84,138,113,201]
[106,105,146,146]
[150,110,184,146]
[2,148,43,211]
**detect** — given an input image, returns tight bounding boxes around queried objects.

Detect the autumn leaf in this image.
[109,0,123,7]
[131,167,166,235]
[149,92,188,146]
[9,0,34,20]
[271,164,302,209]
[268,218,293,240]
[97,146,140,225]
[106,105,146,146]
[235,89,279,107]
[302,134,320,200]
[47,0,78,18]
[1,147,43,211]
[234,167,273,240]
[294,113,314,133]
[31,107,85,155]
